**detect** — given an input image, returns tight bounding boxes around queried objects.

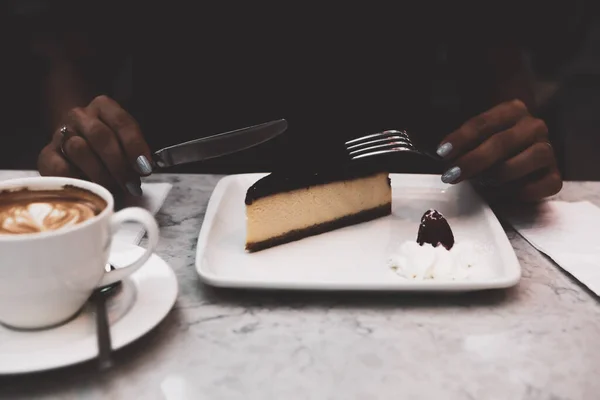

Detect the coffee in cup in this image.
[0,186,107,235]
[0,177,159,330]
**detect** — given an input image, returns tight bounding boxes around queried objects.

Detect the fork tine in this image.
[351,147,417,160]
[348,140,416,157]
[345,130,409,146]
[382,129,409,138]
[346,129,440,162]
[346,135,412,151]
[345,133,386,146]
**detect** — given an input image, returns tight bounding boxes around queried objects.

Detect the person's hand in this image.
[435,99,562,202]
[38,95,153,196]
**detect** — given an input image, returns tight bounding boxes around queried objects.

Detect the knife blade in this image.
[153,119,288,168]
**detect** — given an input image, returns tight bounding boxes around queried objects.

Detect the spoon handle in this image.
[94,292,113,370]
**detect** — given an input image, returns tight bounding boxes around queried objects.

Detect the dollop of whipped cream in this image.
[388,241,482,281]
[0,202,96,234]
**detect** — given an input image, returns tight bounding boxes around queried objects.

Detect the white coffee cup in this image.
[0,176,159,329]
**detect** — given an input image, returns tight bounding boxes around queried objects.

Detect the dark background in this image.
[2,4,599,180]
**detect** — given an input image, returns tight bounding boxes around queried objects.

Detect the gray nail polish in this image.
[441,166,461,184]
[136,155,153,175]
[126,182,143,196]
[436,142,453,158]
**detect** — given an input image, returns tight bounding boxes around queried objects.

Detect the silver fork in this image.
[345,130,441,161]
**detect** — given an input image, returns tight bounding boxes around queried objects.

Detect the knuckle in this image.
[37,149,69,177]
[531,141,546,158]
[530,118,548,138]
[86,118,103,135]
[66,107,86,122]
[51,160,72,178]
[37,147,53,174]
[467,115,488,132]
[84,119,111,147]
[498,128,517,154]
[63,136,87,157]
[458,119,485,144]
[112,108,137,131]
[509,98,528,114]
[39,143,54,158]
[533,142,553,163]
[91,94,112,107]
[549,172,563,194]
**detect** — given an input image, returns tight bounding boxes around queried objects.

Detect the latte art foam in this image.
[0,186,107,235]
[0,202,98,234]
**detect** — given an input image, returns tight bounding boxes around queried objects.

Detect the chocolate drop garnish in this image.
[416,209,454,250]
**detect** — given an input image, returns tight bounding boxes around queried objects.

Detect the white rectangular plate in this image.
[195,173,521,291]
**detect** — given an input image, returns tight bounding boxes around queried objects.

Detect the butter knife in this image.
[153,119,288,168]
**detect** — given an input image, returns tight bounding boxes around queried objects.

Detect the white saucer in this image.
[0,242,178,375]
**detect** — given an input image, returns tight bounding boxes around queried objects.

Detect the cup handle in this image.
[96,207,160,287]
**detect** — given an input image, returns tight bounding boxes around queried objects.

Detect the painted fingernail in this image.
[136,155,153,175]
[436,142,453,158]
[441,166,461,184]
[126,182,143,196]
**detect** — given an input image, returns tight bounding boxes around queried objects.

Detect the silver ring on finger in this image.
[59,125,72,159]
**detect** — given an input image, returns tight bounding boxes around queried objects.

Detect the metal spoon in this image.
[92,264,122,370]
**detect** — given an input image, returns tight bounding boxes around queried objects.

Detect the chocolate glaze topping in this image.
[245,161,389,205]
[416,209,454,250]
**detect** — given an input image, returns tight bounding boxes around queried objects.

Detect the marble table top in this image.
[0,171,599,400]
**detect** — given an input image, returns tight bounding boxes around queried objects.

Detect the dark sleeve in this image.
[7,0,132,49]
[6,0,52,16]
[10,0,132,92]
[524,1,594,77]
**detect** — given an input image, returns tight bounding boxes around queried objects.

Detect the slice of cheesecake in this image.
[245,165,392,252]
